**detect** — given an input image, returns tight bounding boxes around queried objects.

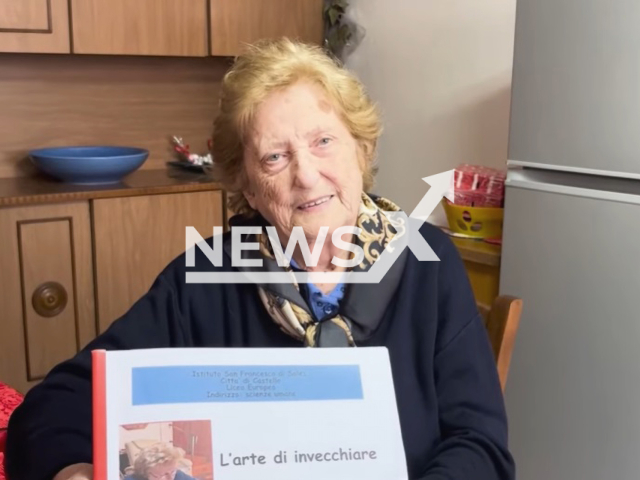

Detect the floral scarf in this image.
[249,193,408,347]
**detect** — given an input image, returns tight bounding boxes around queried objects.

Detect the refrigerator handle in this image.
[506,168,640,206]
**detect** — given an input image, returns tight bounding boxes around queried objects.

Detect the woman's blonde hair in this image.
[133,443,183,477]
[211,37,382,216]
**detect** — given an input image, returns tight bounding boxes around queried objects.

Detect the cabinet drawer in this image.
[0,0,70,53]
[70,0,208,56]
[93,190,224,332]
[0,202,96,394]
[210,0,324,56]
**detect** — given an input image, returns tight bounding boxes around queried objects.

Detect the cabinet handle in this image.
[32,281,68,318]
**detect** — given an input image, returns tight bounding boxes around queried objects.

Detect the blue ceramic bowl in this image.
[29,146,149,184]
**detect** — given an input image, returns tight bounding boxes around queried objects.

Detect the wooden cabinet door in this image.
[0,202,96,394]
[70,0,208,56]
[210,0,324,56]
[0,0,70,53]
[92,191,224,332]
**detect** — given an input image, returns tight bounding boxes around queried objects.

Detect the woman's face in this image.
[242,81,364,241]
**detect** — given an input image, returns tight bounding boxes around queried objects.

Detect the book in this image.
[92,347,408,480]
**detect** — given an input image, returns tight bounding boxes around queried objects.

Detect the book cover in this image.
[92,347,407,480]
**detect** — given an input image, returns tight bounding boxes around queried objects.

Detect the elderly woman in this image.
[124,444,195,480]
[126,444,194,480]
[5,39,514,480]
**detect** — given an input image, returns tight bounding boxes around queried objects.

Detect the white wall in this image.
[345,0,516,224]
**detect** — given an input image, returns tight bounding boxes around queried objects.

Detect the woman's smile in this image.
[297,194,334,212]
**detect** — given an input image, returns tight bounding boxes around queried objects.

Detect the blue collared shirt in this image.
[289,258,346,321]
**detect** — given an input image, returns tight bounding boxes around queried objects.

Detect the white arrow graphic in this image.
[186,169,457,284]
[409,169,455,221]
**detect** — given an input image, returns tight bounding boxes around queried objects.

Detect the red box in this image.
[452,164,506,207]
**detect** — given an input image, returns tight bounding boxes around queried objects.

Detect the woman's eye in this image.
[266,153,282,162]
[319,137,332,146]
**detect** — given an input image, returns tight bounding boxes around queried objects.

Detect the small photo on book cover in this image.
[118,420,213,480]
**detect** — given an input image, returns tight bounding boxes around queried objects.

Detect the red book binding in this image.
[92,349,107,480]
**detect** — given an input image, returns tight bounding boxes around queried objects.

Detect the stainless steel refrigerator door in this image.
[499,169,640,480]
[508,0,640,178]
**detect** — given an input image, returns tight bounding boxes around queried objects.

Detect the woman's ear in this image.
[356,141,368,172]
[243,188,257,210]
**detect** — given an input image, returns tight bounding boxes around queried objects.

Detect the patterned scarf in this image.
[252,193,407,347]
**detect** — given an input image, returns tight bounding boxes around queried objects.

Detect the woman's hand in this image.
[53,463,93,480]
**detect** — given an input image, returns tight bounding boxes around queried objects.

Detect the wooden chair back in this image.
[478,295,523,392]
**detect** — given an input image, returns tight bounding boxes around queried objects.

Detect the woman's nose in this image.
[292,150,321,189]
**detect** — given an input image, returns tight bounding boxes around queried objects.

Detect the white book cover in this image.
[92,347,409,480]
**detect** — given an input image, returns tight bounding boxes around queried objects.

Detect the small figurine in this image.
[171,136,213,166]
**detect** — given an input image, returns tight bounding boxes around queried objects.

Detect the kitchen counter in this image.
[0,168,222,207]
[0,166,226,393]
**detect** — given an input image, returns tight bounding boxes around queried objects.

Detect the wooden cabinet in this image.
[70,0,209,56]
[0,0,70,53]
[0,172,225,393]
[0,0,324,56]
[93,190,224,332]
[210,0,324,56]
[0,202,96,394]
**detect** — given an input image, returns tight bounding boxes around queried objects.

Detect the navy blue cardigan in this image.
[5,223,515,480]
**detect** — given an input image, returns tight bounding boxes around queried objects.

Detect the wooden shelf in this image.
[450,236,501,267]
[0,168,222,207]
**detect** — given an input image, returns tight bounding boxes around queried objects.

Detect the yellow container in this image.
[442,199,504,239]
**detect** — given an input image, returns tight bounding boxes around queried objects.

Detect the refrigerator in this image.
[499,0,640,479]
